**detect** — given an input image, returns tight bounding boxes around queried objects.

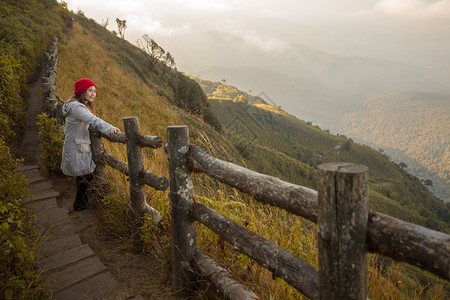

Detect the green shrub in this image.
[0,0,63,76]
[0,54,26,145]
[0,139,48,299]
[37,113,64,174]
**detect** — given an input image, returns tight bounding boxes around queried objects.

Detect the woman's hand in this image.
[110,127,121,137]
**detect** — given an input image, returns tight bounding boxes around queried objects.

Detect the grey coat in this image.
[60,98,114,176]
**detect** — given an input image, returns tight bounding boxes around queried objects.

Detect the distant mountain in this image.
[186,30,449,92]
[192,33,450,203]
[196,78,450,233]
[197,67,450,202]
[195,65,351,127]
[339,91,450,202]
[192,33,450,130]
[287,43,450,95]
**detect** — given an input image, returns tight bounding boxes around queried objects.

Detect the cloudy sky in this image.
[63,0,450,71]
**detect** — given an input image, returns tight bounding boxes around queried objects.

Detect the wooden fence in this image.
[73,121,449,300]
[42,35,448,300]
[166,125,449,300]
[58,115,449,299]
[41,36,168,222]
[89,117,168,223]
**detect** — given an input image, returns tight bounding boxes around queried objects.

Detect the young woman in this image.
[61,78,120,211]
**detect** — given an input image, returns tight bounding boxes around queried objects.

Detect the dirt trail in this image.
[19,74,43,164]
[20,72,177,299]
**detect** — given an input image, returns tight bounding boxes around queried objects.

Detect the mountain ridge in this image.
[195,77,449,233]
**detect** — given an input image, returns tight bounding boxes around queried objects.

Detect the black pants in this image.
[74,173,94,207]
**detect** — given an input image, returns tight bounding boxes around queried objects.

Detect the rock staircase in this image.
[18,165,120,300]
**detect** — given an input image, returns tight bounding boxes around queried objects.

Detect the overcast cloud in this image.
[63,0,450,71]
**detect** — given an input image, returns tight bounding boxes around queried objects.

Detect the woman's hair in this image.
[75,91,95,114]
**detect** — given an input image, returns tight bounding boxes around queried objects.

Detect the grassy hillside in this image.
[55,18,241,179]
[194,66,450,205]
[4,1,448,298]
[340,91,450,202]
[57,11,448,298]
[197,80,450,234]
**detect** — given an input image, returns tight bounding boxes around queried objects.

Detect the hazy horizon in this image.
[59,0,450,202]
[64,0,450,72]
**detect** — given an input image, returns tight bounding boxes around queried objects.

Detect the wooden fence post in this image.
[124,117,146,217]
[318,162,369,300]
[89,128,107,184]
[123,117,162,223]
[167,125,196,297]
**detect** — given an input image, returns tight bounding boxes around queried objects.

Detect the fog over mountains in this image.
[176,31,450,201]
[65,0,450,201]
[183,31,449,127]
[66,0,450,73]
[65,0,450,123]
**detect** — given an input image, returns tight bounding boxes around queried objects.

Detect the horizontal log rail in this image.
[100,131,163,149]
[367,211,450,280]
[194,250,259,300]
[187,145,450,282]
[193,202,319,299]
[188,145,319,222]
[102,154,168,191]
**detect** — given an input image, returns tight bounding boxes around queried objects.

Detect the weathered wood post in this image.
[89,127,115,208]
[317,162,369,300]
[167,125,196,297]
[89,128,107,184]
[123,117,162,223]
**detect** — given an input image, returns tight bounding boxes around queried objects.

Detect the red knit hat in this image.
[74,78,97,96]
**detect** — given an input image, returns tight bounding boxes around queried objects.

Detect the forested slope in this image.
[197,79,450,233]
[340,92,449,201]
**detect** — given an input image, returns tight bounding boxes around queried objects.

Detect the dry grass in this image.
[55,21,448,299]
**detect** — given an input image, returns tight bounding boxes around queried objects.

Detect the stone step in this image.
[22,168,42,179]
[43,222,77,241]
[25,198,58,213]
[16,165,39,172]
[27,175,47,184]
[39,244,95,272]
[37,234,82,258]
[25,190,60,203]
[47,256,108,291]
[28,181,54,193]
[34,206,70,227]
[51,271,119,300]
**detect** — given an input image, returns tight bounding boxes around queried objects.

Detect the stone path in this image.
[18,165,120,300]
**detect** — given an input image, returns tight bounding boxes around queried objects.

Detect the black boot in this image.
[73,201,90,211]
[73,173,93,211]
